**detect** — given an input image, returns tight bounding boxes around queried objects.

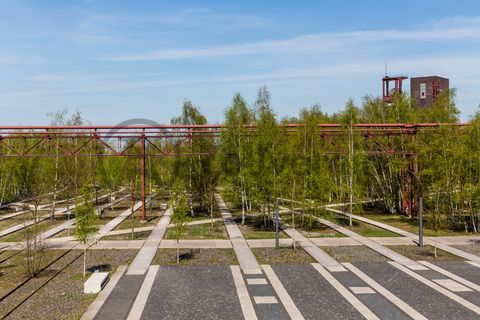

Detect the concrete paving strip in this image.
[253,296,278,304]
[0,209,31,221]
[316,210,428,271]
[311,263,380,320]
[284,228,347,272]
[126,265,159,320]
[230,265,259,320]
[247,278,268,285]
[0,210,63,237]
[261,265,305,320]
[343,262,429,320]
[105,218,222,236]
[80,266,127,320]
[0,190,125,239]
[106,226,155,236]
[216,193,262,274]
[127,208,172,275]
[388,261,480,316]
[349,287,376,294]
[432,279,472,292]
[331,208,480,263]
[37,219,75,241]
[94,201,143,241]
[467,261,480,269]
[418,261,480,292]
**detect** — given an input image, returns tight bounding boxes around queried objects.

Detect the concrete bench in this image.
[160,203,168,210]
[84,272,109,294]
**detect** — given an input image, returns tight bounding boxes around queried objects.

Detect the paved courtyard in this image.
[92,260,480,320]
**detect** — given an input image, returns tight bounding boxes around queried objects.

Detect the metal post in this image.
[140,130,146,222]
[419,197,423,247]
[275,198,280,249]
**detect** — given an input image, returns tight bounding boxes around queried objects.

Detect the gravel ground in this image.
[0,250,67,299]
[387,245,463,261]
[320,245,389,263]
[452,244,480,256]
[152,248,238,265]
[252,247,316,264]
[4,249,138,320]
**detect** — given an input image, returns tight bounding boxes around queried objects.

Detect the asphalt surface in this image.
[354,262,480,320]
[141,265,244,320]
[433,261,480,285]
[272,264,364,319]
[93,261,480,320]
[95,274,145,320]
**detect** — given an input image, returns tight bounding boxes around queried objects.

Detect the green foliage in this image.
[74,186,99,244]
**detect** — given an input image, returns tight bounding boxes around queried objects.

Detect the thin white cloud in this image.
[7,54,480,97]
[106,21,480,61]
[27,71,168,82]
[0,54,43,65]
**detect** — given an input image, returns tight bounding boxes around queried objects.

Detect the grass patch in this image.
[152,248,238,265]
[360,208,471,237]
[318,210,401,237]
[386,245,462,261]
[0,210,50,231]
[0,218,68,242]
[165,221,227,240]
[281,213,345,238]
[236,214,288,239]
[252,247,316,264]
[102,230,152,240]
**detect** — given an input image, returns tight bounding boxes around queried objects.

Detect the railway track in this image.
[0,243,81,319]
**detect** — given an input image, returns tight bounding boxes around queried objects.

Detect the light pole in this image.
[419,197,423,247]
[275,198,280,249]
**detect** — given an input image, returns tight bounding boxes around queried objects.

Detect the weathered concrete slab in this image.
[216,193,261,274]
[283,228,346,272]
[128,208,172,275]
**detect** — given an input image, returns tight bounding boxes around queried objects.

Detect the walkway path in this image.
[283,227,346,272]
[312,211,428,270]
[0,190,124,238]
[215,193,261,274]
[104,217,221,237]
[329,207,480,264]
[127,207,171,275]
[0,209,31,221]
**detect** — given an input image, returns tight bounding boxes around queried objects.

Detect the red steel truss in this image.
[0,123,466,219]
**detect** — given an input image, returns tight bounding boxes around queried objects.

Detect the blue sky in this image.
[1,0,480,124]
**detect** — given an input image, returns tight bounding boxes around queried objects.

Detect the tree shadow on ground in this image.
[87,263,111,273]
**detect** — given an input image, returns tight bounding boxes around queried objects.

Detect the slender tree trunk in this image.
[176,240,180,264]
[83,246,87,277]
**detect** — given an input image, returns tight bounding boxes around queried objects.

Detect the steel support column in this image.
[141,129,146,222]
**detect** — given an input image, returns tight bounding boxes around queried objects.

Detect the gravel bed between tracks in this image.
[4,249,138,320]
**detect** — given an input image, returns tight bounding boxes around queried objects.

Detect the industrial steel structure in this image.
[0,123,466,219]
